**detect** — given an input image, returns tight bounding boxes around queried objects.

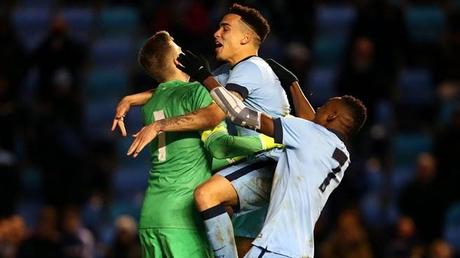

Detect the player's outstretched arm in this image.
[199,79,276,137]
[202,126,279,160]
[111,89,155,136]
[127,103,225,157]
[266,59,315,121]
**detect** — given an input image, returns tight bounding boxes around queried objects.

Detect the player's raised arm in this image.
[111,89,155,136]
[266,59,315,121]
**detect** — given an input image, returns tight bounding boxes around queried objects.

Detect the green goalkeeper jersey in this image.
[139,80,213,229]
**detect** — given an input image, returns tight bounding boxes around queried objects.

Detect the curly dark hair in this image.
[341,95,367,136]
[227,3,270,44]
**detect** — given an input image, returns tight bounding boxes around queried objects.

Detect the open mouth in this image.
[215,42,223,50]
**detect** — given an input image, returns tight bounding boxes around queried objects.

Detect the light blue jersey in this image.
[250,117,350,258]
[213,56,290,136]
[212,56,290,239]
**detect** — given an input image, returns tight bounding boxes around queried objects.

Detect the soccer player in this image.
[123,30,280,258]
[177,49,368,257]
[132,31,214,258]
[128,4,292,257]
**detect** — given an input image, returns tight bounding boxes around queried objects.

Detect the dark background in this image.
[0,0,459,257]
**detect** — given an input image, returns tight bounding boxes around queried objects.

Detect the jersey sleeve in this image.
[226,62,263,99]
[274,117,316,149]
[185,83,214,112]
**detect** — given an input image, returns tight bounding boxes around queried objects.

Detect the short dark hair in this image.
[138,31,175,82]
[227,3,270,43]
[341,95,367,136]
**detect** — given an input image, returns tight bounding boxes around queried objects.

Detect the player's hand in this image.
[127,123,161,158]
[266,59,298,89]
[111,97,131,136]
[176,50,212,83]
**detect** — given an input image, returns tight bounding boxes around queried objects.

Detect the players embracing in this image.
[112,3,368,258]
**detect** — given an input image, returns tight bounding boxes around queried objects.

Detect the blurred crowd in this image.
[0,0,459,257]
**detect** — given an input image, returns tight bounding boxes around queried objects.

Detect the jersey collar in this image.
[230,55,257,70]
[159,80,185,88]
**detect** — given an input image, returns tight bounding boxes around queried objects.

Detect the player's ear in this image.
[326,112,337,122]
[241,33,250,44]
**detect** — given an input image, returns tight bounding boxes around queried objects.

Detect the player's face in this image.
[214,14,247,62]
[313,97,342,126]
[167,38,185,74]
[170,40,181,59]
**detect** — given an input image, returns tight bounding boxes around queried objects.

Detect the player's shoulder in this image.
[297,119,348,152]
[282,117,332,138]
[306,121,342,141]
[282,116,316,129]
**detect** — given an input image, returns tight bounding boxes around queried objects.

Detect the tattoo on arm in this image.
[155,109,216,132]
[157,109,199,130]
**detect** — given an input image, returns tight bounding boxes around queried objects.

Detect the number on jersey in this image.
[153,110,166,161]
[319,148,348,192]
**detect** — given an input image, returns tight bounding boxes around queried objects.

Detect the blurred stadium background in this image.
[0,0,459,257]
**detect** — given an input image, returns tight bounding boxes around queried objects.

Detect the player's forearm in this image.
[259,114,275,137]
[202,76,222,91]
[206,83,273,134]
[290,82,315,121]
[122,89,154,106]
[154,103,225,133]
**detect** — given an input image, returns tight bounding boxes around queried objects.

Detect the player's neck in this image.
[326,124,349,142]
[228,48,258,66]
[164,71,190,82]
